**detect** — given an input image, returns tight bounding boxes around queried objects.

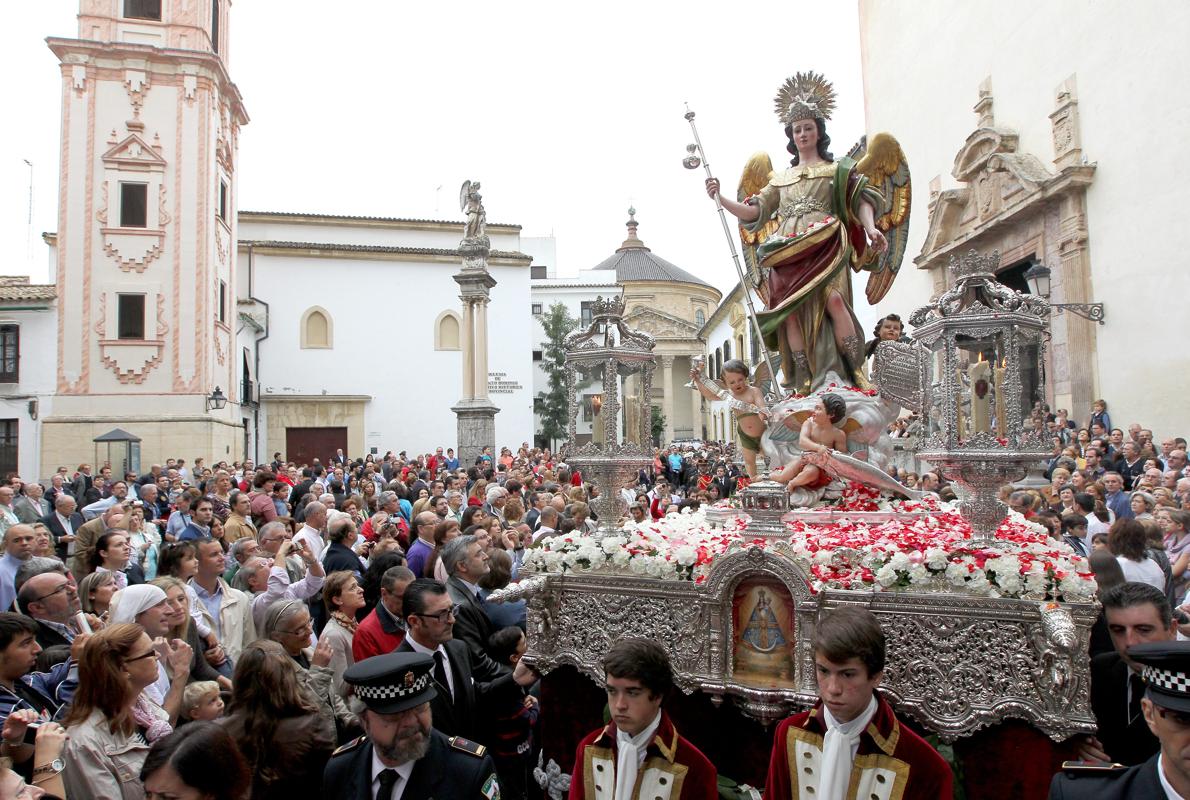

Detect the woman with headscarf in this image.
[261,599,357,743]
[108,584,192,725]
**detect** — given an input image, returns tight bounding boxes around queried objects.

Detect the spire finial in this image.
[617,206,649,253]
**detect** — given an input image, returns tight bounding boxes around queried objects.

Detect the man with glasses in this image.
[397,578,535,745]
[16,573,83,655]
[1051,641,1190,798]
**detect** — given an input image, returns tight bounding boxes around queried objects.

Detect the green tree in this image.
[651,406,666,446]
[534,302,578,449]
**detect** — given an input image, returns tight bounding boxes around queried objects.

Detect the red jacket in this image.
[351,602,405,663]
[569,711,717,800]
[763,696,952,800]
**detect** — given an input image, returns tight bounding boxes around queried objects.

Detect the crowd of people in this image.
[0,390,1184,798]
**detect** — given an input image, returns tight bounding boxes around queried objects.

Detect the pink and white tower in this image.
[42,0,249,473]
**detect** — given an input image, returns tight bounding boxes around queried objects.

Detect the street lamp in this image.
[205,387,228,411]
[1022,262,1105,325]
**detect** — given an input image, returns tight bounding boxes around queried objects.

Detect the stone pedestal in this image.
[452,399,500,467]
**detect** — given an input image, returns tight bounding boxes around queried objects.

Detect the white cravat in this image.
[819,696,878,800]
[614,711,661,800]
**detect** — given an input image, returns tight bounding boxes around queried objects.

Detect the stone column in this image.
[690,360,703,439]
[475,299,490,399]
[660,355,675,444]
[461,299,475,399]
[452,235,499,466]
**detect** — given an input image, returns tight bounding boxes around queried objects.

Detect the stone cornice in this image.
[46,36,248,124]
[237,240,532,266]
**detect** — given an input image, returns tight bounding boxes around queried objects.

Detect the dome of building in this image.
[590,208,713,288]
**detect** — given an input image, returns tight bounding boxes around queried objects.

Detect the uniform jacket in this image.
[568,711,717,800]
[395,637,521,745]
[1047,753,1163,799]
[321,728,501,800]
[763,696,952,800]
[1090,650,1160,765]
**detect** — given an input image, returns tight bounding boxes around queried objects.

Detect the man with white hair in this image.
[1177,478,1190,507]
[241,537,324,631]
[294,500,327,562]
[483,486,508,523]
[42,494,83,562]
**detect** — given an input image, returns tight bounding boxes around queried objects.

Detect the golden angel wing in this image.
[737,152,778,304]
[856,132,912,305]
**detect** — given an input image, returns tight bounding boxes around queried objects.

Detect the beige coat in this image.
[318,617,355,701]
[190,577,257,663]
[63,706,165,800]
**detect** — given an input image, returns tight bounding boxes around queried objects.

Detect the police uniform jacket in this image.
[1090,651,1160,765]
[322,728,500,800]
[1047,753,1164,799]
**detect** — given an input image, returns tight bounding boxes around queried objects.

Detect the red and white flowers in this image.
[521,482,1097,603]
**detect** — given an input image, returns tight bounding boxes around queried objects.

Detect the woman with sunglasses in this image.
[262,600,357,744]
[61,623,190,800]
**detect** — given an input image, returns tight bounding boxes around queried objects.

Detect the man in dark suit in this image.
[322,516,365,578]
[41,495,84,562]
[323,651,502,800]
[439,536,503,670]
[395,578,534,745]
[1078,582,1175,766]
[1050,640,1190,798]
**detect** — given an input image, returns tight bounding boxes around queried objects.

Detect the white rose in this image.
[601,536,627,554]
[674,546,697,567]
[945,562,968,586]
[888,552,911,571]
[875,564,899,588]
[925,547,949,571]
[543,551,563,571]
[645,557,664,578]
[907,564,930,584]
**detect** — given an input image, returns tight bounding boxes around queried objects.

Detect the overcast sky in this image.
[3,1,863,297]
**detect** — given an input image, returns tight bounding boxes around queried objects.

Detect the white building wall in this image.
[859,0,1190,438]
[0,306,58,479]
[243,220,534,458]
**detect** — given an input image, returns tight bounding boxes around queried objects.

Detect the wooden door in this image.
[285,427,347,467]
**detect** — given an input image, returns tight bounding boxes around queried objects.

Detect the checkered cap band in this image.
[1142,664,1190,694]
[354,670,432,701]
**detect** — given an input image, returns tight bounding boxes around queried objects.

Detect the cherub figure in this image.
[691,358,768,477]
[769,393,847,490]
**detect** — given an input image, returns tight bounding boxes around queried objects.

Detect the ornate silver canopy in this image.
[563,296,656,530]
[874,249,1052,543]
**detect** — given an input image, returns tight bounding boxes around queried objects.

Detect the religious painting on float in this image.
[731,578,797,687]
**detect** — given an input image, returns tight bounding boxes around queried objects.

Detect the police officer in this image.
[1049,640,1190,798]
[323,652,501,800]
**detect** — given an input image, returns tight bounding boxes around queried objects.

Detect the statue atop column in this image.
[459,180,487,243]
[452,179,498,465]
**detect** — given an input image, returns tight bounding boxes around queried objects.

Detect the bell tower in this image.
[42,0,249,472]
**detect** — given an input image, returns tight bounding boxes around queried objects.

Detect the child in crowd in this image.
[487,626,539,800]
[182,681,224,723]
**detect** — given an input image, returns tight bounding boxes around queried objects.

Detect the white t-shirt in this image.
[1118,555,1166,590]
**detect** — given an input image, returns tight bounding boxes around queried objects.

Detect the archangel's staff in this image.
[682,106,781,397]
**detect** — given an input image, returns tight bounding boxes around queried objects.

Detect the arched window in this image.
[750,331,760,365]
[737,335,745,364]
[434,310,462,350]
[300,306,332,349]
[723,340,731,362]
[714,349,722,378]
[694,308,705,326]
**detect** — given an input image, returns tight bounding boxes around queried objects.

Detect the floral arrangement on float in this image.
[521,482,1097,602]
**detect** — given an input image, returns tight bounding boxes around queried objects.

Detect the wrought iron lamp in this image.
[1022,262,1105,325]
[205,387,228,411]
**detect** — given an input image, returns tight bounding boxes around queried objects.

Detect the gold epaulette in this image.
[332,735,367,756]
[449,736,487,758]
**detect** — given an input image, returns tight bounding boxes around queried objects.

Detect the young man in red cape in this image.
[764,607,952,800]
[569,638,717,800]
